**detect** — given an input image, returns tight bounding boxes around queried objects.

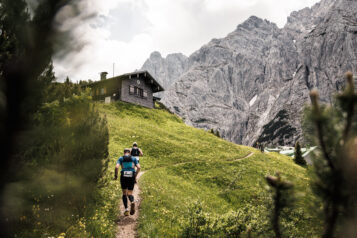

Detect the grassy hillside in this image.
[96,101,321,237]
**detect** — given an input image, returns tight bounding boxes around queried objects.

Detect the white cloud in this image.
[53,0,321,82]
[204,0,258,12]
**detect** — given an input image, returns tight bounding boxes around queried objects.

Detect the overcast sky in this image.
[53,0,321,82]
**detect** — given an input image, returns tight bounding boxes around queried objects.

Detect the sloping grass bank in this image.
[98,101,321,237]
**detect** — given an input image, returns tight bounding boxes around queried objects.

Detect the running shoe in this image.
[130,202,135,215]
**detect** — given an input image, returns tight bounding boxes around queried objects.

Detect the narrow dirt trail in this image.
[116,171,145,238]
[232,152,254,161]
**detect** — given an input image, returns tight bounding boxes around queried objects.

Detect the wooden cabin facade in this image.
[87,71,164,109]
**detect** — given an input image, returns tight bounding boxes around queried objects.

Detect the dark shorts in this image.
[120,174,135,190]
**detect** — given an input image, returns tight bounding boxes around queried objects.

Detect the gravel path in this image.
[116,171,145,238]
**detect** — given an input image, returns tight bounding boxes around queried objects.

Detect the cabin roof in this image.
[87,70,164,93]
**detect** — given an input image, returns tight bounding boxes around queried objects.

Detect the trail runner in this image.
[130,142,143,163]
[114,148,141,216]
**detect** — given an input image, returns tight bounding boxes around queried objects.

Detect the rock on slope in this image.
[143,0,357,146]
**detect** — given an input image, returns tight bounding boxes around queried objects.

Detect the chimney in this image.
[100,72,108,81]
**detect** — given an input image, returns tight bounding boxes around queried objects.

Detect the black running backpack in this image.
[123,155,133,162]
[131,148,140,156]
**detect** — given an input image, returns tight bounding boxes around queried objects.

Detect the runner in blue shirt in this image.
[114,148,141,216]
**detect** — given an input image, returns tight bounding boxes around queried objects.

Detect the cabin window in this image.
[137,88,144,97]
[100,87,106,95]
[129,85,147,99]
[129,85,135,95]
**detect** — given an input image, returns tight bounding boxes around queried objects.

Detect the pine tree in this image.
[304,72,357,238]
[65,76,70,84]
[294,142,306,166]
[215,130,220,138]
[64,76,72,98]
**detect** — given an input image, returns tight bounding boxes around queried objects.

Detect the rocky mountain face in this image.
[141,51,188,98]
[141,0,357,146]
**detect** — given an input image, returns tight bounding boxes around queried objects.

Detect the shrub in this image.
[180,202,273,237]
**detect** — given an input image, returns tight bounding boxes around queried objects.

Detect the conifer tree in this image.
[304,72,357,238]
[215,130,220,138]
[64,76,73,98]
[294,141,306,166]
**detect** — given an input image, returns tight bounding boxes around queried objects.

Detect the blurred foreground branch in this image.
[306,72,357,238]
[0,0,91,235]
[266,172,294,238]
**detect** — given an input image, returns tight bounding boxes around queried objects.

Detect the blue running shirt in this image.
[117,156,138,172]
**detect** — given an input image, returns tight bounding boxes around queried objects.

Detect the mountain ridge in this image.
[141,51,188,98]
[141,0,357,146]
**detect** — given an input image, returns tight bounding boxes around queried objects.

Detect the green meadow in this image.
[96,101,321,237]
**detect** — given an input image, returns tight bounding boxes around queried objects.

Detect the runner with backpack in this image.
[114,148,141,216]
[131,142,143,163]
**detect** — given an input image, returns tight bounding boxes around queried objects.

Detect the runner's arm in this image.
[114,159,122,180]
[139,148,143,156]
